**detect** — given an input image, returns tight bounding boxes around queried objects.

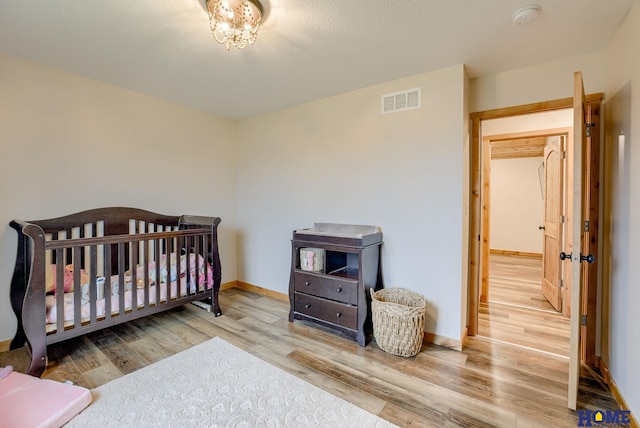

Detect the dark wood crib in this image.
[9,207,222,377]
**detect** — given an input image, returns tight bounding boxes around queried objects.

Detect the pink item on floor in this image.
[0,368,91,428]
[0,365,12,380]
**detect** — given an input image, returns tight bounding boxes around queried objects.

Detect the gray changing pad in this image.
[295,223,381,239]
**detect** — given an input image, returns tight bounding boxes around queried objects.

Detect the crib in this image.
[9,207,222,377]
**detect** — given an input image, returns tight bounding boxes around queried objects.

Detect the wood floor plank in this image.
[295,347,523,428]
[85,328,149,375]
[81,360,125,388]
[249,341,389,416]
[487,254,557,312]
[379,403,444,428]
[480,255,570,356]
[416,351,568,402]
[288,347,456,426]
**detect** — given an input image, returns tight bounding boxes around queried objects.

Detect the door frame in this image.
[468,94,602,365]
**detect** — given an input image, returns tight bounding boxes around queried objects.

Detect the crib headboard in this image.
[25,207,181,236]
[13,207,221,274]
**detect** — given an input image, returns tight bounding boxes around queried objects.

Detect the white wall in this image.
[490,157,544,254]
[603,0,640,417]
[236,65,467,343]
[470,51,606,113]
[0,53,238,343]
[482,110,573,254]
[482,110,573,136]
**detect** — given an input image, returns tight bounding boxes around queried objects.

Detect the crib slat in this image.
[194,237,200,295]
[165,237,173,302]
[73,247,82,329]
[105,244,112,320]
[55,249,65,334]
[184,236,191,296]
[155,239,161,307]
[176,237,182,300]
[142,239,149,309]
[131,240,138,311]
[118,242,126,318]
[89,245,98,324]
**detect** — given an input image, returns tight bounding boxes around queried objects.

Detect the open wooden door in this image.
[580,98,600,369]
[568,71,596,410]
[541,136,564,311]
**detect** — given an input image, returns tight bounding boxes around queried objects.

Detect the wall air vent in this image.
[381,87,421,114]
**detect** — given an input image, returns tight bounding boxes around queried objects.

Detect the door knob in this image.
[560,252,571,260]
[581,254,595,264]
[560,252,595,263]
[538,225,545,230]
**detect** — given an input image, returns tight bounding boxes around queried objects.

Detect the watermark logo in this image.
[577,409,631,426]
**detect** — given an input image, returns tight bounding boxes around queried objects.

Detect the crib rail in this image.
[45,227,212,341]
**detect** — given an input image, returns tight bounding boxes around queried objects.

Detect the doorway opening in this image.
[468,77,603,409]
[467,93,601,367]
[477,112,573,356]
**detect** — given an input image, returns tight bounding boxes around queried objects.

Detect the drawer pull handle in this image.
[336,287,342,293]
[336,312,342,317]
[305,303,311,309]
[305,281,311,286]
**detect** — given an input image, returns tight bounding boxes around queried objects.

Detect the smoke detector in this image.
[512,5,541,25]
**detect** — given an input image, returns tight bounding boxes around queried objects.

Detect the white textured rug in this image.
[66,337,395,427]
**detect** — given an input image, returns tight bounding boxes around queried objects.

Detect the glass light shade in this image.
[206,0,263,50]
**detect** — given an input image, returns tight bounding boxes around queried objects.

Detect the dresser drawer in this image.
[294,293,357,329]
[294,272,358,305]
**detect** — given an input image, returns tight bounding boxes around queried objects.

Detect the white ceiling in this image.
[0,1,633,120]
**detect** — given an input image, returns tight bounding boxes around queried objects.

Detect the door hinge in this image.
[559,279,564,289]
[586,123,596,138]
[584,220,590,232]
[581,314,587,326]
[560,215,565,223]
[561,150,566,159]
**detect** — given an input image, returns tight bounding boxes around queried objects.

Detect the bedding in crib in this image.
[45,253,213,327]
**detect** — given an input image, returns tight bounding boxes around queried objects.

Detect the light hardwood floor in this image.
[0,285,617,427]
[479,254,570,357]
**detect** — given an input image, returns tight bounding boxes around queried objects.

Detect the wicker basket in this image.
[370,288,426,357]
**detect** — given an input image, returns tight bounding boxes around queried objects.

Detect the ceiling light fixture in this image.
[206,0,263,51]
[512,4,541,25]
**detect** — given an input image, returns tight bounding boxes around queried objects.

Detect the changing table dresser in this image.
[288,223,383,346]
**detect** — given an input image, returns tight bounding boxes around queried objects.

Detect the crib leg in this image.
[10,327,27,351]
[26,340,47,378]
[213,289,222,317]
[23,299,47,377]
